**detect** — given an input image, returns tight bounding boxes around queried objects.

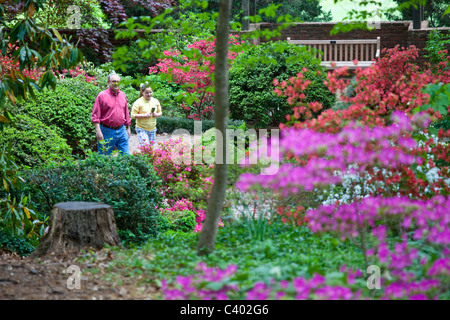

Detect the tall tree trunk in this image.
[197,0,232,256]
[242,0,250,30]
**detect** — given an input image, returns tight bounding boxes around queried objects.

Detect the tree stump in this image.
[32,202,121,257]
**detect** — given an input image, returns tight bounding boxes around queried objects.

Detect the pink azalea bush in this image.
[149,35,243,120]
[162,262,239,300]
[232,112,449,299]
[158,198,223,233]
[57,65,97,84]
[135,137,222,232]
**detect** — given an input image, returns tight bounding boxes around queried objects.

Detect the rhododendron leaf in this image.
[445,5,450,16]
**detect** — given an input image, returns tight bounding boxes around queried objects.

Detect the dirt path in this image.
[0,249,160,300]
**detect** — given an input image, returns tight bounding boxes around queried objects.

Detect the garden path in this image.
[129,132,193,154]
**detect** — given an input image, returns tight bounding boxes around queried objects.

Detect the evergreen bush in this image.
[229,41,335,128]
[15,77,101,157]
[22,153,162,245]
[0,114,73,169]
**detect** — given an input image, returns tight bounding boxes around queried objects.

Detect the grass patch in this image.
[78,219,365,299]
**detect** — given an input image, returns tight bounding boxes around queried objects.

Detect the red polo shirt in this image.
[91,87,131,127]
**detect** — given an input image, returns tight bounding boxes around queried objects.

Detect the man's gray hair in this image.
[107,71,119,82]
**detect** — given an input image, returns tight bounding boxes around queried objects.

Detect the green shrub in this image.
[161,209,197,233]
[22,152,162,245]
[229,41,335,128]
[0,114,73,169]
[15,77,101,157]
[0,229,36,256]
[425,29,450,75]
[0,141,46,251]
[119,40,159,77]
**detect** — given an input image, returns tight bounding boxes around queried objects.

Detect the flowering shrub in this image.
[149,35,243,120]
[275,205,308,227]
[135,137,213,201]
[136,137,225,232]
[232,110,449,299]
[57,65,97,84]
[277,46,450,134]
[159,198,208,233]
[0,43,45,81]
[238,112,432,194]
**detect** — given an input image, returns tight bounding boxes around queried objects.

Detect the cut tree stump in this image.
[32,202,121,257]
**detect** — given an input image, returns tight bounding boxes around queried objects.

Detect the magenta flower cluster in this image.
[162,262,365,300]
[237,112,428,195]
[158,198,206,233]
[306,195,450,246]
[162,262,239,300]
[305,195,449,299]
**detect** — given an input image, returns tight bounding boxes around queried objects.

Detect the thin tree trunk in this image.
[242,0,250,30]
[197,0,232,256]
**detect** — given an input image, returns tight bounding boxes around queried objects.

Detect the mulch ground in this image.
[0,248,159,300]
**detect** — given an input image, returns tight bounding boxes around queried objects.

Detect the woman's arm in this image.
[133,112,153,118]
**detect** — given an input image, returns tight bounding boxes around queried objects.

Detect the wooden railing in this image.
[287,37,381,69]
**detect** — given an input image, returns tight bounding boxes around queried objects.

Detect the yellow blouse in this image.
[131,96,162,131]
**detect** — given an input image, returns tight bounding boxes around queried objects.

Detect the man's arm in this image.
[92,94,104,141]
[124,95,132,138]
[94,122,104,141]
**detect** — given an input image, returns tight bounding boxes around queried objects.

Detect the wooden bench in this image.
[287,37,381,69]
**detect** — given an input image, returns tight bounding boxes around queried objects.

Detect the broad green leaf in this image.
[438,104,447,116]
[444,5,450,16]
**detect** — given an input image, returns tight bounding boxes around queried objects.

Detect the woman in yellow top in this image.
[131,82,162,147]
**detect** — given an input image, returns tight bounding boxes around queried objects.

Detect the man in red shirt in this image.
[91,72,132,155]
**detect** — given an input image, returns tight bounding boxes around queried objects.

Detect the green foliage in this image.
[0,142,45,248]
[252,0,332,22]
[0,0,84,112]
[15,77,101,157]
[0,229,36,256]
[0,114,73,169]
[119,40,159,77]
[21,152,162,245]
[161,209,197,233]
[240,212,270,242]
[152,10,218,52]
[84,220,364,291]
[425,30,450,75]
[419,83,450,167]
[387,0,450,27]
[229,41,334,128]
